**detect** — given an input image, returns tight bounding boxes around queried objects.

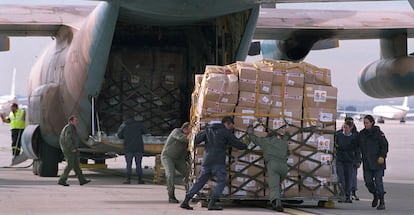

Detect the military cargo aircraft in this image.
[1,0,414,177]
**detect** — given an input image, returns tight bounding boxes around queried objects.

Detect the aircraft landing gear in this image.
[377,117,385,124]
[400,118,406,123]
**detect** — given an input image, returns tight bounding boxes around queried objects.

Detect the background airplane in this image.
[0,68,27,116]
[338,96,414,123]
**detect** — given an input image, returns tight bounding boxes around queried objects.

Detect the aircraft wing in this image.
[0,4,95,36]
[405,112,414,119]
[255,8,414,40]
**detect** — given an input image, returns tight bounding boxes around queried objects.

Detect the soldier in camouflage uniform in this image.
[161,122,190,203]
[57,115,91,186]
[247,125,288,212]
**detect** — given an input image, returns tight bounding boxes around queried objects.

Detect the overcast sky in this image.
[0,0,412,108]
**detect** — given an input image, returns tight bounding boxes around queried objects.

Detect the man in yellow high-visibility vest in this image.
[1,103,26,156]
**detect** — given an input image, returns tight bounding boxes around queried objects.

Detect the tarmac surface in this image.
[1,120,414,215]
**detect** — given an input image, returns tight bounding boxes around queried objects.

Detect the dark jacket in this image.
[335,130,358,163]
[194,123,247,166]
[117,119,147,153]
[357,125,388,170]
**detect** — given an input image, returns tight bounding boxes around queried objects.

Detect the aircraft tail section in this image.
[403,96,409,108]
[11,68,16,97]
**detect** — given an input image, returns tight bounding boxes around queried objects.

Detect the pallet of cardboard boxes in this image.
[189,59,339,203]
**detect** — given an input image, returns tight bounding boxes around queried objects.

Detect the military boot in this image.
[168,191,179,203]
[180,196,193,210]
[208,198,222,210]
[377,198,385,210]
[371,193,379,208]
[271,199,284,212]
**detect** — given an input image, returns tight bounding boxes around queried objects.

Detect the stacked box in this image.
[280,176,300,197]
[299,176,336,197]
[196,65,239,118]
[302,132,334,153]
[229,161,266,197]
[98,47,185,135]
[303,84,337,130]
[303,62,332,86]
[234,106,268,137]
[188,59,339,201]
[267,61,304,137]
[236,62,273,137]
[272,62,305,88]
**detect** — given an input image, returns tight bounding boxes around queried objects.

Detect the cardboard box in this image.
[287,154,300,171]
[237,62,273,94]
[231,150,265,167]
[234,106,268,134]
[230,162,265,178]
[303,107,337,130]
[303,132,334,152]
[303,84,337,109]
[271,86,303,109]
[299,151,333,177]
[303,62,332,86]
[299,176,335,198]
[312,176,335,197]
[237,62,258,92]
[268,108,302,134]
[281,176,300,197]
[231,163,266,197]
[272,63,305,88]
[238,91,272,110]
[203,101,236,114]
[202,67,239,104]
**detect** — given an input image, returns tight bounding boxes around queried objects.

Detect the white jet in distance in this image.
[340,97,414,123]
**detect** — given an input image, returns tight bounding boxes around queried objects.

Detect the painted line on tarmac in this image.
[284,208,316,215]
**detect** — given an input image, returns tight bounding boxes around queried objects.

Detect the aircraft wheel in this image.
[37,139,61,177]
[377,118,385,124]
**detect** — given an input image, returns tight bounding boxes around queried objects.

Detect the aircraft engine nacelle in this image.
[21,125,41,159]
[265,38,316,62]
[260,36,336,62]
[28,83,65,148]
[358,56,414,98]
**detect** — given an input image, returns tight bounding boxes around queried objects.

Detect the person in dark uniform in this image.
[117,114,147,184]
[345,117,361,201]
[335,120,358,203]
[356,115,388,210]
[161,122,191,203]
[180,116,247,211]
[57,115,91,186]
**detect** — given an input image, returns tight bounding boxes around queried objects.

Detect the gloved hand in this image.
[377,156,385,165]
